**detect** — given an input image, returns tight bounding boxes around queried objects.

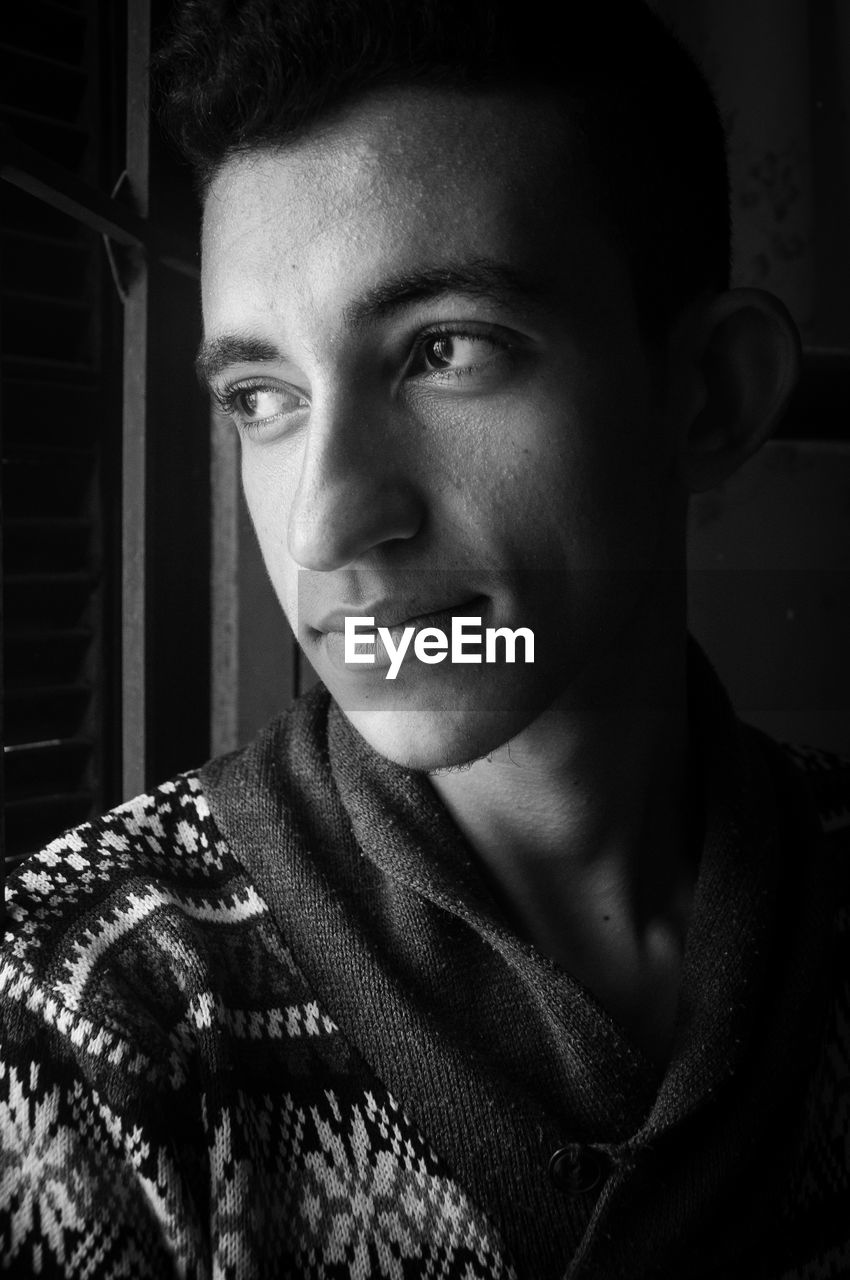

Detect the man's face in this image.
[201,87,686,769]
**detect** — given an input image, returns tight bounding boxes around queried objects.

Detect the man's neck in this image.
[428,629,697,1063]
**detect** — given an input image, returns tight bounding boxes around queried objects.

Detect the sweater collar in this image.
[325,638,831,1139]
[200,639,836,1277]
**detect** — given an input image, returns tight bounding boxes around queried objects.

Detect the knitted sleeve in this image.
[0,774,223,1279]
[0,767,519,1280]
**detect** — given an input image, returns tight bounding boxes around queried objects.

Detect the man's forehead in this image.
[202,84,583,238]
[198,84,633,356]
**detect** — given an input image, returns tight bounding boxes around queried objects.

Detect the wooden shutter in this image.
[1,0,209,892]
[1,2,121,867]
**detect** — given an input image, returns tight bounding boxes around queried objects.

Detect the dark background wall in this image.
[654,0,850,753]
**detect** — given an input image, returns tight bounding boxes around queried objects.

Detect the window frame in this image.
[1,0,210,901]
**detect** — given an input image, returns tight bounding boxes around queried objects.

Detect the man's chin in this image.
[340,703,506,772]
[316,649,564,771]
[325,666,543,772]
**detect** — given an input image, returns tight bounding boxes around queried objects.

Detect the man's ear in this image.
[676,288,801,494]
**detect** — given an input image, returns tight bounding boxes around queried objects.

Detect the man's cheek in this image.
[243,498,298,623]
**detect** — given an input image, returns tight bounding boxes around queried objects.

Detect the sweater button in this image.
[548,1144,606,1195]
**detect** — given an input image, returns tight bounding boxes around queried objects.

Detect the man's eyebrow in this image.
[195,259,546,389]
[195,334,284,390]
[342,259,549,328]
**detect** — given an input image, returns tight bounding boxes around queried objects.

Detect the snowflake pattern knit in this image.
[0,776,516,1279]
[1,728,849,1279]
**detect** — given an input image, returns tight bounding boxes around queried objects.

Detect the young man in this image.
[1,1,848,1277]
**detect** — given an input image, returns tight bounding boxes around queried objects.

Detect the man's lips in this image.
[309,595,489,637]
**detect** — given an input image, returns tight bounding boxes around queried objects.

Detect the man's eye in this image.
[219,383,308,430]
[419,333,502,374]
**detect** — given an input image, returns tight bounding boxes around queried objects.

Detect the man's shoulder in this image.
[3,684,332,933]
[0,762,256,1013]
[0,687,338,1008]
[0,744,327,1089]
[775,739,850,839]
[3,769,235,963]
[0,769,248,1088]
[764,736,850,936]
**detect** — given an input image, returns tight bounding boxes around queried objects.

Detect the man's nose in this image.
[286,393,425,571]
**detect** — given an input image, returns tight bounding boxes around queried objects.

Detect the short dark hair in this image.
[154,0,730,336]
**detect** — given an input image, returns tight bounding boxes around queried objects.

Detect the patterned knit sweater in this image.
[1,659,849,1279]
